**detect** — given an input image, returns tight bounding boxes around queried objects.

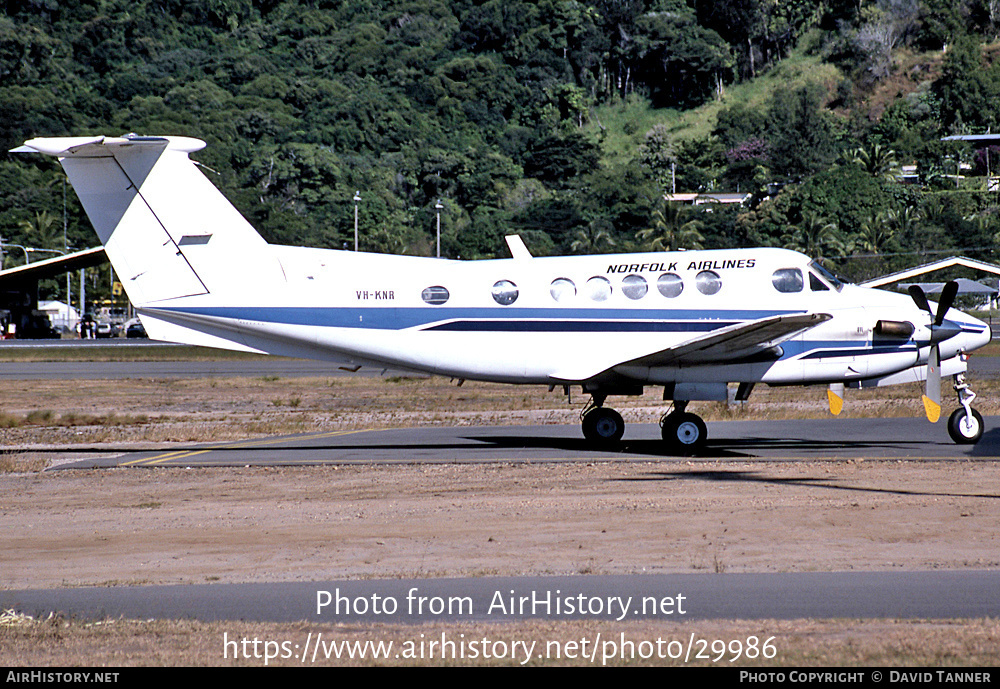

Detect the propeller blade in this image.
[922,343,941,423]
[910,281,956,423]
[908,285,931,316]
[827,383,844,416]
[935,280,959,326]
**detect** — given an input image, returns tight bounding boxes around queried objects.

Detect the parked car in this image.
[22,314,61,339]
[126,321,147,339]
[95,322,117,338]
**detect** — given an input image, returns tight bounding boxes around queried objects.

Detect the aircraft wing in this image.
[553,312,832,382]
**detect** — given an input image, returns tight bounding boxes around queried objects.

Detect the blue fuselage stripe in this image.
[798,345,918,360]
[424,320,740,332]
[155,306,938,362]
[163,306,804,331]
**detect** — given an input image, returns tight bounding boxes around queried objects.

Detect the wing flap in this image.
[628,312,832,367]
[553,312,831,382]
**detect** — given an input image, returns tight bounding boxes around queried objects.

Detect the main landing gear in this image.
[580,396,708,454]
[659,401,708,454]
[581,395,625,444]
[948,373,983,445]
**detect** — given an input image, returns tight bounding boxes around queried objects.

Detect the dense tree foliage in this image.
[2,0,1000,297]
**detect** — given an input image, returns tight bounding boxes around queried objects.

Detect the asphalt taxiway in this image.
[4,571,999,624]
[5,342,993,465]
[42,415,1000,469]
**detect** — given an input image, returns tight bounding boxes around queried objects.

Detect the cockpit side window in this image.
[808,260,844,292]
[809,272,829,291]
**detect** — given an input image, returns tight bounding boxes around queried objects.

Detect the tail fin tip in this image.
[12,134,206,158]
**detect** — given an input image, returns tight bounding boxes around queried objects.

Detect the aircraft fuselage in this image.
[140,245,990,391]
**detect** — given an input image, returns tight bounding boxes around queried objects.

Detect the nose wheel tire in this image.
[661,412,707,454]
[947,407,983,444]
[582,407,625,445]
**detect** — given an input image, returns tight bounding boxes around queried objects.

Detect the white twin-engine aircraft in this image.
[14,135,992,451]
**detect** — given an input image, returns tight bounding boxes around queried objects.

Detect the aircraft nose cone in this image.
[972,319,992,350]
[949,309,992,352]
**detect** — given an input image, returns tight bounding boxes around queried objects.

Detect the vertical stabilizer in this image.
[13,135,284,306]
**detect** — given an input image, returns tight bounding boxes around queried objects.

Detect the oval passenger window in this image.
[549,278,576,302]
[622,274,648,300]
[492,279,519,305]
[656,273,684,298]
[421,286,450,305]
[585,276,612,302]
[695,270,722,295]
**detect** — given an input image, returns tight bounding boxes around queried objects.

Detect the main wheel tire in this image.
[582,407,625,445]
[661,412,708,454]
[947,407,984,444]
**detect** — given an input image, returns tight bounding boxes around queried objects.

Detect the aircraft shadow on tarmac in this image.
[39,421,1000,469]
[466,433,943,459]
[471,419,1000,459]
[968,427,1000,456]
[177,433,959,460]
[612,468,1000,501]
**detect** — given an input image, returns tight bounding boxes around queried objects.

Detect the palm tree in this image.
[782,210,844,264]
[851,142,899,180]
[570,219,617,254]
[855,210,897,254]
[18,210,61,251]
[886,205,921,239]
[636,200,704,252]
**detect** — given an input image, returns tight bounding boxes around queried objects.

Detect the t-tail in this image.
[13,135,286,350]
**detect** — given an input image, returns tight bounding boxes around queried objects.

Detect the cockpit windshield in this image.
[808,260,846,292]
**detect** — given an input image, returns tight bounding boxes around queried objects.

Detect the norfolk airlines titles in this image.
[606,257,756,274]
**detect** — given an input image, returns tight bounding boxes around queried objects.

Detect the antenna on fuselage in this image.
[505,235,533,261]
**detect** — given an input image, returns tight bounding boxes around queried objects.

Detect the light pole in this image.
[353,190,361,252]
[435,199,443,258]
[0,242,30,264]
[64,175,71,319]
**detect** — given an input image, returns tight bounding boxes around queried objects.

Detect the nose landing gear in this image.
[947,373,983,444]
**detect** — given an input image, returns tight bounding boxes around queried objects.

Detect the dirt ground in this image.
[2,370,999,665]
[2,373,999,586]
[3,460,1000,589]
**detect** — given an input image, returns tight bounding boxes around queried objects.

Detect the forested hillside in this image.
[4,0,1000,301]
